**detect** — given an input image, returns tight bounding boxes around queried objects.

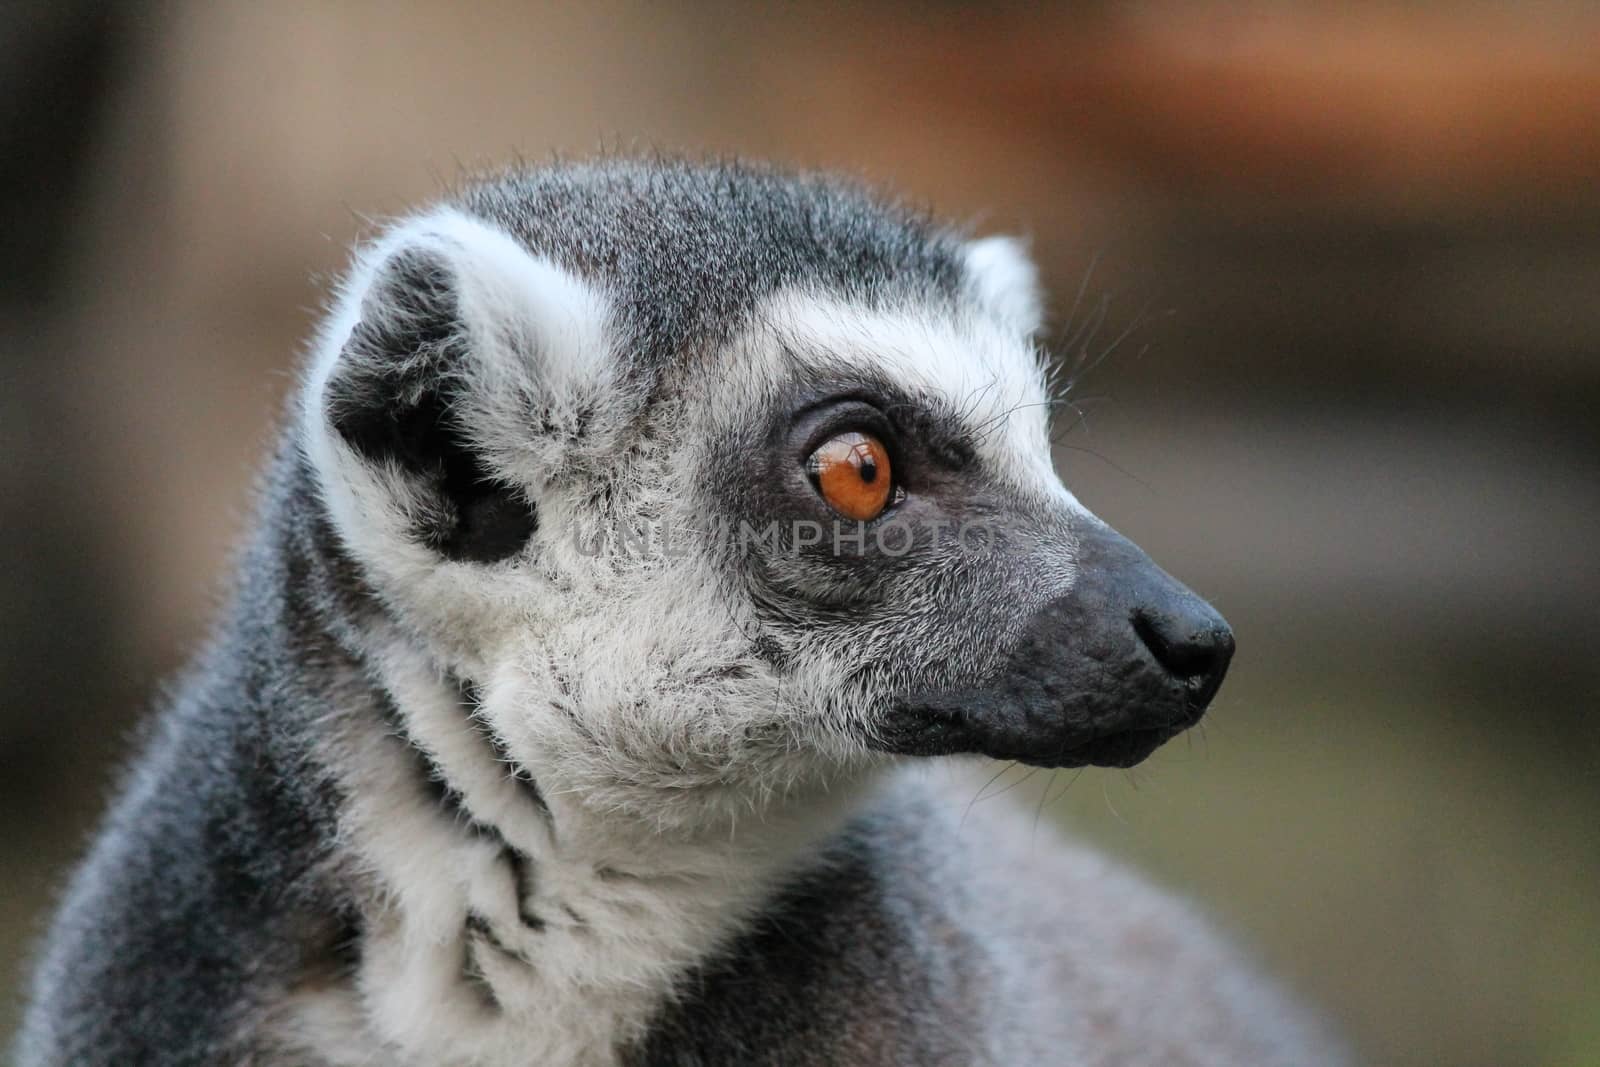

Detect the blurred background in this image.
[3,3,1598,1063]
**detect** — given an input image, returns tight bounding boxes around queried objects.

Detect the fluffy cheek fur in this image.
[474,471,883,834]
[482,630,868,833]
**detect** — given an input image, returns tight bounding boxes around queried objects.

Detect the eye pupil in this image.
[809,431,894,521]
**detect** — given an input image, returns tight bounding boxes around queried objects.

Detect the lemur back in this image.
[19,160,1347,1066]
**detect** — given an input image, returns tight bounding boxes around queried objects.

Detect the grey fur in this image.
[18,160,1347,1066]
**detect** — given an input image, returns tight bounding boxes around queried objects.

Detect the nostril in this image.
[1132,608,1235,685]
[1211,624,1237,669]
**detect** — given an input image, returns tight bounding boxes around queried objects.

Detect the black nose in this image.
[1132,598,1235,698]
[871,520,1237,770]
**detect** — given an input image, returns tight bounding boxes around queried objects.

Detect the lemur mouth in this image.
[1072,730,1168,769]
[1046,720,1190,770]
[877,698,1202,770]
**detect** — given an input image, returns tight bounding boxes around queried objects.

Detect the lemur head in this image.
[302,161,1232,829]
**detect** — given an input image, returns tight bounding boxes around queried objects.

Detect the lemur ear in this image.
[305,209,611,567]
[964,235,1044,336]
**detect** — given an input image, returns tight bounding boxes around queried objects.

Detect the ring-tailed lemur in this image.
[19,160,1346,1066]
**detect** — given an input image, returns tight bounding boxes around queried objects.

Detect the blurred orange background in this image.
[4,4,1599,1064]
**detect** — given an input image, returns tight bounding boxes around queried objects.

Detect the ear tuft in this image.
[310,216,553,565]
[326,245,465,470]
[964,235,1044,336]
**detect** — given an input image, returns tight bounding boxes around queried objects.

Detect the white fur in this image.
[272,621,872,1066]
[745,286,1087,526]
[965,234,1045,336]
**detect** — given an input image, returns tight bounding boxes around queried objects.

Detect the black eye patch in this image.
[883,403,975,473]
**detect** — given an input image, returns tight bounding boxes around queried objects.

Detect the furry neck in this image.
[284,626,876,1066]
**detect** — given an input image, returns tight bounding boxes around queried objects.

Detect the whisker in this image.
[1051,443,1157,495]
[1044,766,1086,808]
[1031,769,1059,849]
[1066,305,1163,392]
[1060,251,1103,347]
[962,761,1017,827]
[1100,776,1126,824]
[1063,293,1113,378]
[976,764,1042,806]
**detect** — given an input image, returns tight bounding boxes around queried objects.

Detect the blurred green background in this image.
[3,3,1598,1064]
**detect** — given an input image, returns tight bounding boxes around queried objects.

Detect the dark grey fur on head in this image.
[458,159,967,372]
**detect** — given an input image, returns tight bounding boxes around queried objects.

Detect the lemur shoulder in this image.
[20,160,1348,1066]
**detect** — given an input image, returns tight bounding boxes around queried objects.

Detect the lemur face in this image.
[303,164,1232,820]
[692,286,1233,772]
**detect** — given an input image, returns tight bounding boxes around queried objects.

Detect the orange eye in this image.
[808,432,894,521]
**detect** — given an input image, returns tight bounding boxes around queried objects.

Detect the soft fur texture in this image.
[18,160,1346,1066]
